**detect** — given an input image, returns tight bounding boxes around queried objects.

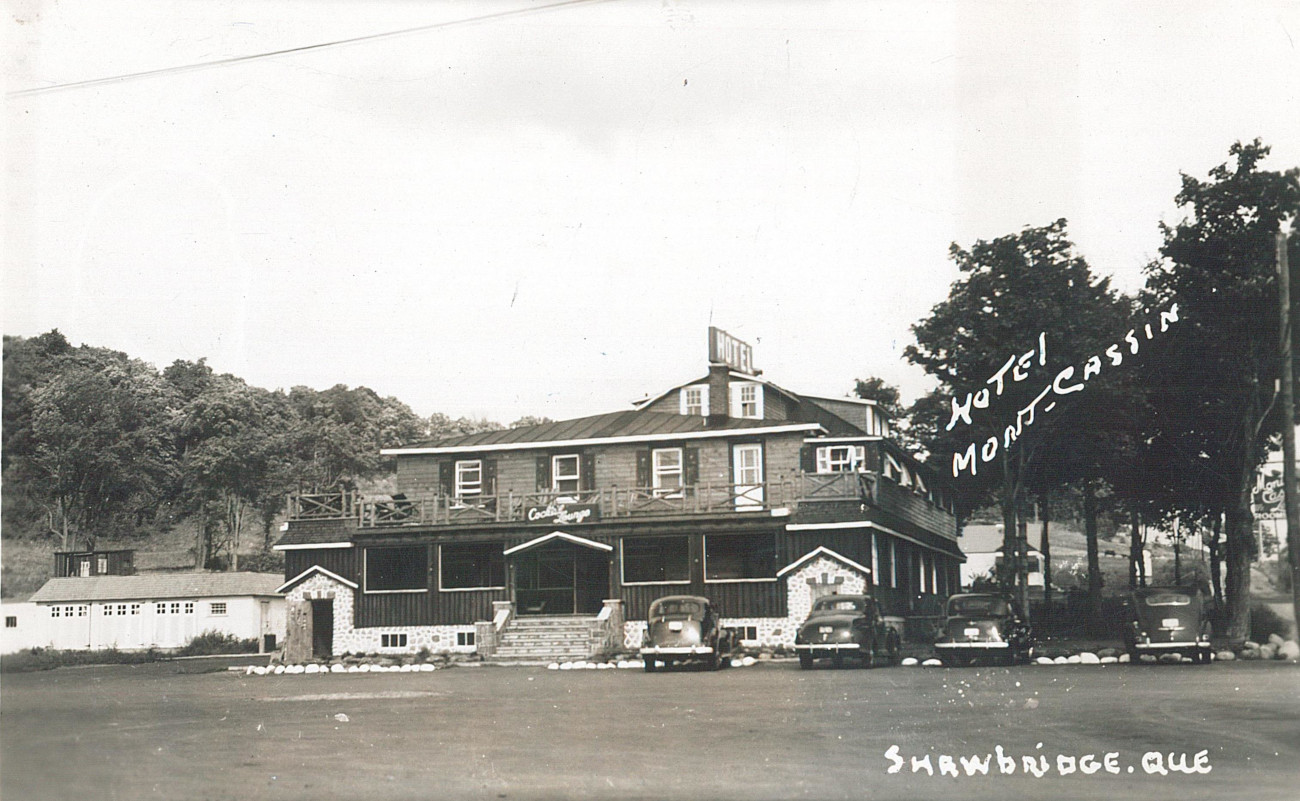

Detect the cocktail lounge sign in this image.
[526,501,600,525]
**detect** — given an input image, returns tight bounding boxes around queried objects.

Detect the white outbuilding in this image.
[19,572,286,653]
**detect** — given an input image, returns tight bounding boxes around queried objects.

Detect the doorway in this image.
[310,599,333,658]
[512,541,608,616]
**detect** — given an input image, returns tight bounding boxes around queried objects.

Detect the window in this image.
[440,543,505,590]
[170,603,181,615]
[51,607,61,618]
[130,604,141,615]
[455,460,482,499]
[457,631,475,647]
[79,560,90,577]
[97,555,108,574]
[680,385,708,416]
[704,533,777,581]
[726,625,758,642]
[381,633,408,648]
[210,602,228,616]
[77,605,87,617]
[730,383,762,418]
[652,448,683,495]
[5,616,15,628]
[103,604,114,617]
[156,602,167,615]
[816,445,866,473]
[622,536,690,584]
[184,602,194,615]
[552,454,580,494]
[365,545,429,592]
[117,604,128,616]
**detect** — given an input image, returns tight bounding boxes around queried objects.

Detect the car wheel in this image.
[643,659,657,673]
[798,652,813,670]
[706,652,720,671]
[861,640,876,669]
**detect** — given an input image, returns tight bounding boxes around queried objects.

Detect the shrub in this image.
[177,630,259,657]
[0,646,162,673]
[1250,603,1292,643]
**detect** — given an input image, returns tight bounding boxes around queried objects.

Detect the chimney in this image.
[707,363,730,426]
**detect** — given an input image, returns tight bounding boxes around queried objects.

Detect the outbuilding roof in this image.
[28,572,285,603]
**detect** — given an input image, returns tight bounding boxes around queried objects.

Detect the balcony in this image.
[287,472,876,529]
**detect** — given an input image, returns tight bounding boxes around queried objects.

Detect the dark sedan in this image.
[1122,586,1212,663]
[794,594,899,669]
[933,593,1033,666]
[640,595,734,672]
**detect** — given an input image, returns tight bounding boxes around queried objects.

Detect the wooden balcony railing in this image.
[289,472,877,528]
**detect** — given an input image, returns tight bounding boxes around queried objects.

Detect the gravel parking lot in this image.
[2,659,1296,801]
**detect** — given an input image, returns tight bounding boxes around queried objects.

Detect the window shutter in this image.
[482,459,498,496]
[580,452,596,491]
[438,460,454,496]
[799,445,816,473]
[635,450,651,488]
[683,448,699,488]
[536,455,551,491]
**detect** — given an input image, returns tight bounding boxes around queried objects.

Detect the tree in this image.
[18,347,175,549]
[1140,139,1300,641]
[905,219,1131,612]
[427,413,505,441]
[510,415,554,429]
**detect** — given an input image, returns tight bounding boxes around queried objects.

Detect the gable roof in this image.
[29,572,285,604]
[777,546,872,578]
[631,370,804,412]
[385,410,822,454]
[276,565,359,594]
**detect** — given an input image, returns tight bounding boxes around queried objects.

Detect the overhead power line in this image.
[8,0,610,99]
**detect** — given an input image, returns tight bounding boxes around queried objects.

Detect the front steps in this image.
[492,615,597,662]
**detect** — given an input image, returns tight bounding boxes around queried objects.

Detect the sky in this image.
[4,0,1299,425]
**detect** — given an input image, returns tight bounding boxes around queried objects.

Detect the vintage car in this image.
[1122,586,1212,663]
[640,595,734,672]
[794,594,900,669]
[933,593,1033,666]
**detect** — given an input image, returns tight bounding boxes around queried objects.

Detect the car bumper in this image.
[640,646,714,656]
[1133,641,1208,650]
[933,641,1010,649]
[794,643,861,652]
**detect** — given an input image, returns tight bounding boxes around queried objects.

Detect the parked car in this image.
[1122,586,1212,663]
[794,594,899,669]
[933,593,1033,666]
[640,595,734,672]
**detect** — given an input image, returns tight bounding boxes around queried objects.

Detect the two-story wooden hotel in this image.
[274,329,964,661]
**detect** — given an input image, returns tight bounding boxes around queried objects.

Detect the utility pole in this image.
[1276,225,1300,639]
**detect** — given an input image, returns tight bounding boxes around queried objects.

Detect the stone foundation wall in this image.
[621,617,794,650]
[284,573,477,656]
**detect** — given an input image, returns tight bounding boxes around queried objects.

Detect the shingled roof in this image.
[28,573,285,603]
[387,410,821,452]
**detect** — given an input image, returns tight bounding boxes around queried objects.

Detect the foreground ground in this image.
[1,658,1296,801]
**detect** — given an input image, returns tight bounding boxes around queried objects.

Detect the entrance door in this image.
[310,599,333,658]
[513,543,608,616]
[732,443,764,509]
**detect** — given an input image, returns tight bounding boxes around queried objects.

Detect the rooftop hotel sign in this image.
[709,326,755,373]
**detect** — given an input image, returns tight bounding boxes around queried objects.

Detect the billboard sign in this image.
[1254,470,1284,519]
[708,326,755,374]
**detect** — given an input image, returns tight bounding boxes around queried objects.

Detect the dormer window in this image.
[730,382,762,419]
[680,385,708,416]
